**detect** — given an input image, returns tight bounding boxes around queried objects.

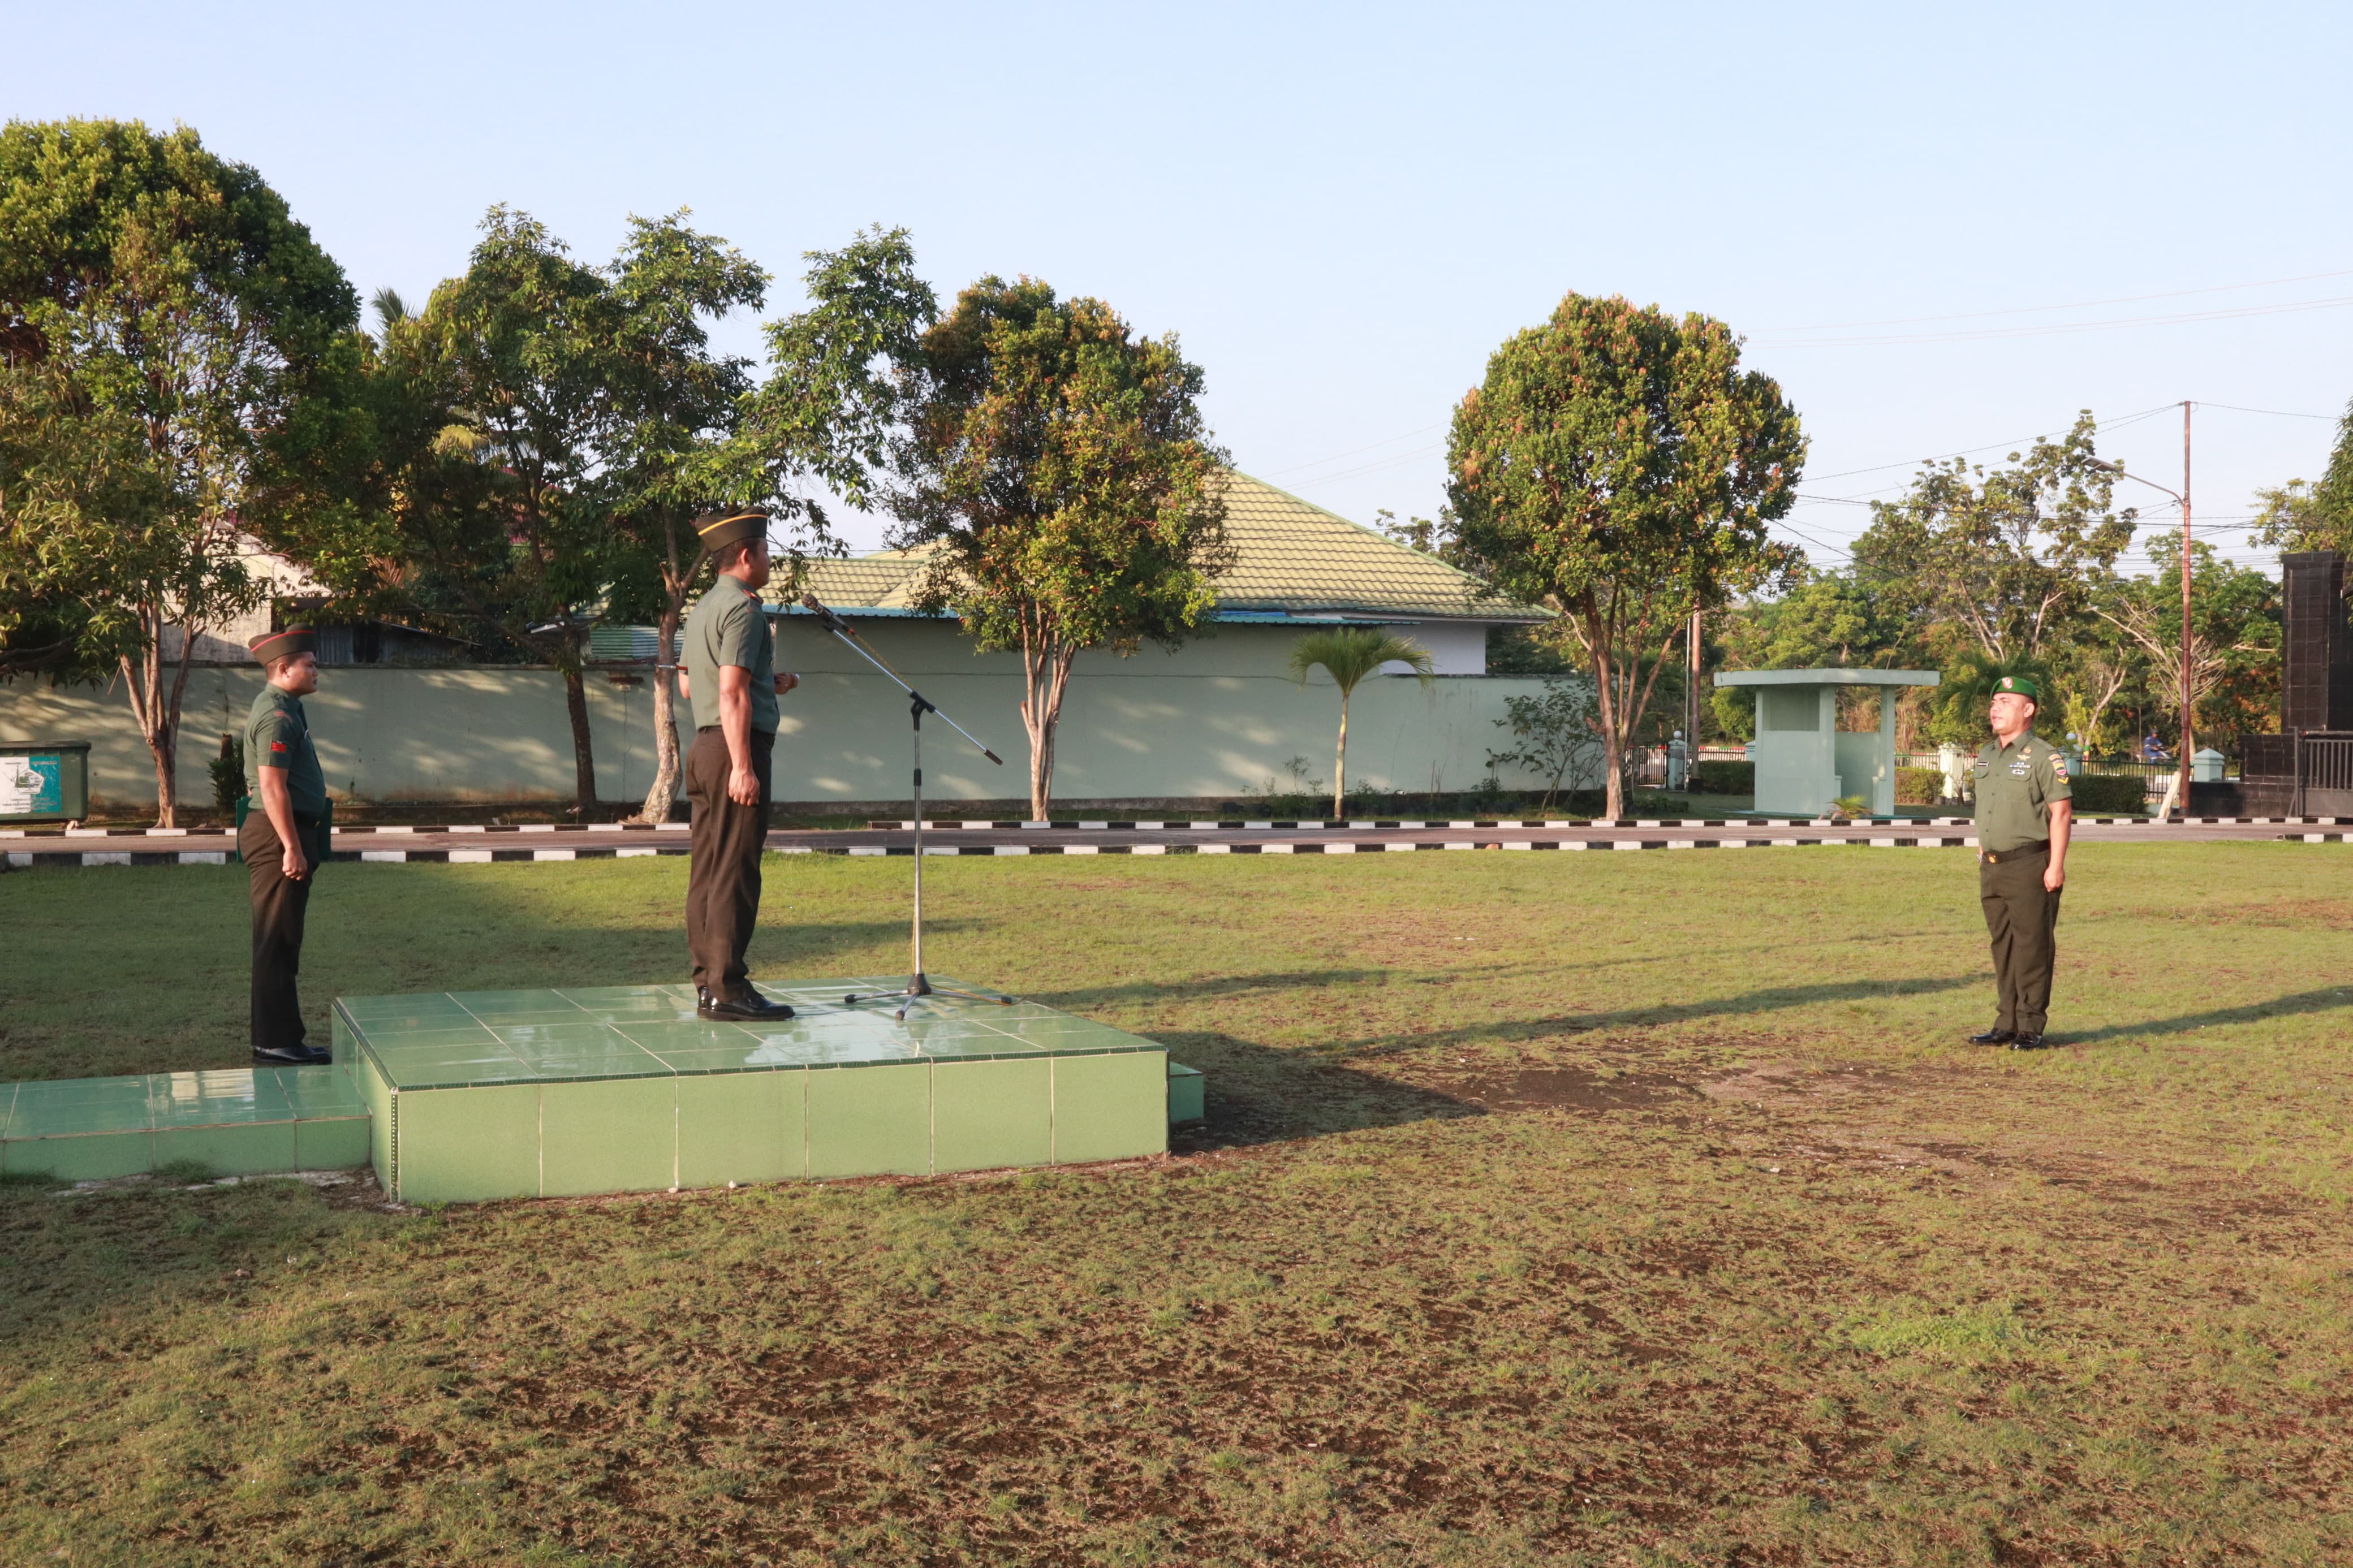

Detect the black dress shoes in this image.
[2007,1034,2048,1051]
[1967,1028,2016,1046]
[699,990,795,1022]
[253,1043,331,1066]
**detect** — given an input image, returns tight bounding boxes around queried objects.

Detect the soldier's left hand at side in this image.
[773,671,799,696]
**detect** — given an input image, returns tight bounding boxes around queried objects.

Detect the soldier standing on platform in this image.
[243,629,332,1066]
[1967,674,2072,1051]
[675,512,800,1020]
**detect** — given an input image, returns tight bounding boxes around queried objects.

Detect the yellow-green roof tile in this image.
[799,470,1547,623]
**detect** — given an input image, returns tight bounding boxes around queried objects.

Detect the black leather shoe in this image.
[253,1044,330,1066]
[700,991,794,1021]
[2008,1033,2048,1051]
[1967,1028,2016,1046]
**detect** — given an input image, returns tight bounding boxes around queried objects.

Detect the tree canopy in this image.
[887,275,1233,818]
[0,118,358,823]
[1444,292,1804,817]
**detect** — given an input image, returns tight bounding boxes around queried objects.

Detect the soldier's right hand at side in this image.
[727,763,761,807]
[282,843,308,882]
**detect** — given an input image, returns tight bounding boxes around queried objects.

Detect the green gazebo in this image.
[1714,668,1942,817]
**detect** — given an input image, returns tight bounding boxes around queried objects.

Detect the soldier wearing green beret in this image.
[1968,673,2072,1051]
[242,629,333,1065]
[674,512,800,1021]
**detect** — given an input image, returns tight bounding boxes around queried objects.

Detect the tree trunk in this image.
[559,646,599,819]
[119,608,199,829]
[1333,692,1350,819]
[1019,635,1079,820]
[636,599,685,824]
[1589,632,1625,821]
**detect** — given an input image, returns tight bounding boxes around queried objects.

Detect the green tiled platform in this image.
[335,979,1173,1203]
[0,1066,369,1181]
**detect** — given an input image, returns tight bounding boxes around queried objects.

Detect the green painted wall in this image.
[0,620,1593,809]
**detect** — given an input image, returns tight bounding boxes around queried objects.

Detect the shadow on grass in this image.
[1155,1030,1486,1152]
[2059,985,2353,1045]
[1315,975,1984,1061]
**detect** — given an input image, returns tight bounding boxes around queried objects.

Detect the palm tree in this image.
[1288,628,1434,817]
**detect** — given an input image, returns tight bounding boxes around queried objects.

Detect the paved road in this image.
[8,814,2350,865]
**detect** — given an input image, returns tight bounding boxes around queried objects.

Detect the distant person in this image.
[243,629,331,1066]
[675,511,800,1021]
[1968,675,2072,1051]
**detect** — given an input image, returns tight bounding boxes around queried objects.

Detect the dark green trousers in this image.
[1980,843,2061,1035]
[240,810,318,1052]
[684,725,773,1000]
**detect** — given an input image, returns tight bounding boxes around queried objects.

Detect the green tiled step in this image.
[337,979,1175,1203]
[1169,1062,1205,1125]
[0,1066,369,1182]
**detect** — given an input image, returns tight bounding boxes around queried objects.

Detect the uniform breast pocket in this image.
[1972,763,1990,781]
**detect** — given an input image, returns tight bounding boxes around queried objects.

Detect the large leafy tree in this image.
[1852,413,2136,664]
[887,277,1233,818]
[2253,396,2353,560]
[0,119,357,823]
[2093,537,2280,744]
[593,214,771,826]
[1444,293,1805,818]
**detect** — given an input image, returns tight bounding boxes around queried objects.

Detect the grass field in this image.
[2,844,2351,1566]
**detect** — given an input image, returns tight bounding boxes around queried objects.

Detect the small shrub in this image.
[209,733,246,815]
[1691,759,1753,794]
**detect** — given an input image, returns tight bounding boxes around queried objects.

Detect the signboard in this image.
[0,754,62,817]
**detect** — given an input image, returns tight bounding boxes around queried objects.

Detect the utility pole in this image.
[2177,401,2193,822]
[2084,407,2195,818]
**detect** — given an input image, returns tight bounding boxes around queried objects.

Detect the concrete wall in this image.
[1,620,1597,810]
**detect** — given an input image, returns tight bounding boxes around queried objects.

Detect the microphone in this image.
[800,594,855,635]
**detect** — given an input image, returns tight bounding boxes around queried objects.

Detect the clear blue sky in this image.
[16,2,2350,575]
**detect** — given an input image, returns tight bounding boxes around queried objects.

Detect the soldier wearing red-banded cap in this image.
[674,512,800,1020]
[242,628,332,1064]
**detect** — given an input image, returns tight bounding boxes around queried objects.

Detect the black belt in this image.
[1983,840,2049,863]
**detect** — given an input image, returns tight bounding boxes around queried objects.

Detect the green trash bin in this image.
[0,742,90,824]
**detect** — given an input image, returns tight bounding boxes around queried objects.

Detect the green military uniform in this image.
[1972,687,2071,1042]
[242,630,329,1059]
[683,516,782,1008]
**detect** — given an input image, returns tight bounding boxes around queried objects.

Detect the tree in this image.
[1706,569,1906,740]
[1852,413,2136,664]
[1444,293,1805,818]
[1286,627,1433,815]
[2092,538,2279,744]
[593,213,770,827]
[889,277,1234,818]
[2252,398,2353,560]
[0,120,357,823]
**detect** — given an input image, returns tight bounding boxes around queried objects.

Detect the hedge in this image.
[2067,774,2151,814]
[1691,759,1753,794]
[1895,766,1942,806]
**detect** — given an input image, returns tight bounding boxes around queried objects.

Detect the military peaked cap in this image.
[248,628,317,666]
[694,511,770,555]
[1995,674,2041,701]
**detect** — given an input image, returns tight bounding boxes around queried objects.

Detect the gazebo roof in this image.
[1714,668,1941,688]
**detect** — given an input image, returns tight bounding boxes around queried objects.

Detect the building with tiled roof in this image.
[795,470,1547,673]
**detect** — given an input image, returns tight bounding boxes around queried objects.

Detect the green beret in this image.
[694,511,769,555]
[248,628,316,666]
[1995,674,2040,701]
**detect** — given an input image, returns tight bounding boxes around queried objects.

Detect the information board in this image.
[0,754,62,817]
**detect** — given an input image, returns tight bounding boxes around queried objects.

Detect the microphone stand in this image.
[799,594,1014,1019]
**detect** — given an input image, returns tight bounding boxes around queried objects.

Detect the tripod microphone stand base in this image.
[843,971,1017,1022]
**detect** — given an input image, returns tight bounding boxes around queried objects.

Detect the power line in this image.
[1770,293,2353,349]
[2196,401,2342,421]
[1257,422,1447,481]
[1757,266,2353,335]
